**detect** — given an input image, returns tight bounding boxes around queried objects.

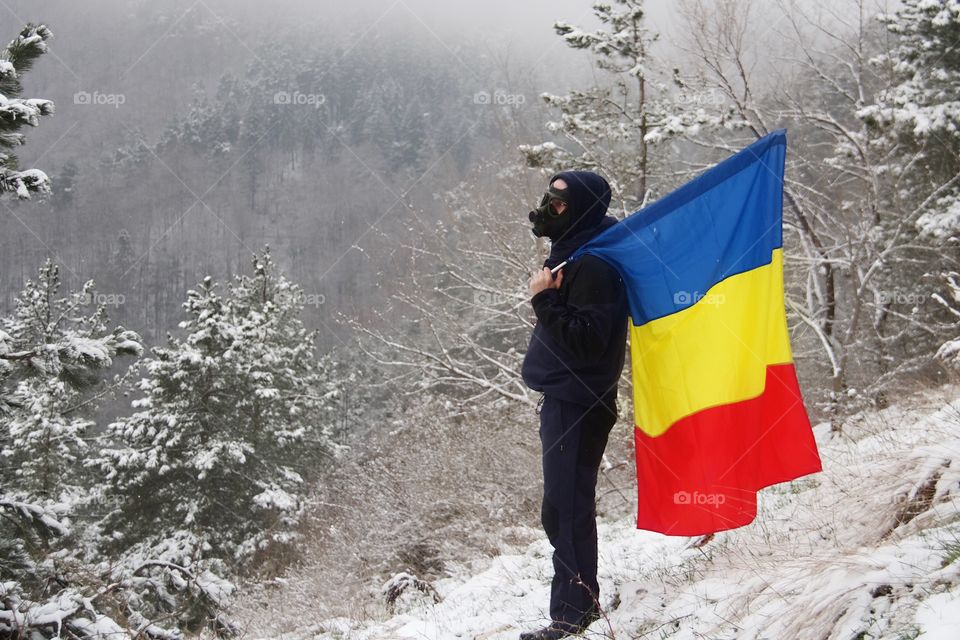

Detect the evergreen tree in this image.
[0,261,142,639]
[0,260,142,499]
[371,77,428,174]
[0,23,54,199]
[99,248,337,567]
[50,160,78,211]
[859,0,960,239]
[857,0,960,371]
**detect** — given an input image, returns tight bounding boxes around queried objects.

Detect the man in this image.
[519,171,628,639]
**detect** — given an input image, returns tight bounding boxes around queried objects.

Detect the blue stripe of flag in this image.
[568,130,787,326]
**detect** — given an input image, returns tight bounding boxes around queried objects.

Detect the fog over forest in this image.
[1,0,617,344]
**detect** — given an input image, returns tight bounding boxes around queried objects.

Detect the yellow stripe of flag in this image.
[631,248,793,437]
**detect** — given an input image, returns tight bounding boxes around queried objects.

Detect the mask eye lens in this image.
[549,198,565,214]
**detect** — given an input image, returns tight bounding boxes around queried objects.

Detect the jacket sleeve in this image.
[529,256,625,363]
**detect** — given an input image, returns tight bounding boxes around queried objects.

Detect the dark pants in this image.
[538,394,616,629]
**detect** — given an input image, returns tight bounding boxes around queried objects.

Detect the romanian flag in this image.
[567,130,822,535]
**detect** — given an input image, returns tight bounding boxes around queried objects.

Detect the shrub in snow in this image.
[382,571,440,614]
[0,502,146,640]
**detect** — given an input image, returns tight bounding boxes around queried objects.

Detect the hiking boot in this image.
[519,614,595,640]
[520,603,601,640]
[580,606,600,629]
[518,625,572,640]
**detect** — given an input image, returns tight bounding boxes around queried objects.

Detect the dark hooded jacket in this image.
[521,170,629,411]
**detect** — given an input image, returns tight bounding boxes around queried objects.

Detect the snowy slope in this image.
[241,385,960,640]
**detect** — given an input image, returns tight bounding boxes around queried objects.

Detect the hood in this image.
[541,170,617,269]
[549,169,612,236]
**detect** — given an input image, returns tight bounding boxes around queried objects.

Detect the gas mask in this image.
[528,183,571,239]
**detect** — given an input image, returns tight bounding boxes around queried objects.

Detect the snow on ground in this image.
[239,385,960,640]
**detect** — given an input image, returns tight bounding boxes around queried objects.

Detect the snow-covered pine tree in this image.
[0,260,143,499]
[857,0,960,238]
[0,260,143,639]
[857,0,960,373]
[0,23,54,199]
[99,247,337,572]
